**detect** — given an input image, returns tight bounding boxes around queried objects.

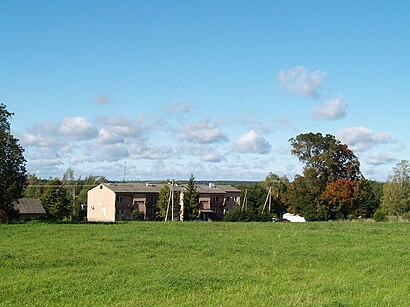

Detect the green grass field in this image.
[1,221,409,306]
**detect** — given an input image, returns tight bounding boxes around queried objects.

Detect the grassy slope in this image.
[1,222,409,306]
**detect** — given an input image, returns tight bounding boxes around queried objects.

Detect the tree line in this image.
[1,103,409,222]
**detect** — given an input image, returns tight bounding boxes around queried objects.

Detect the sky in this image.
[1,0,410,181]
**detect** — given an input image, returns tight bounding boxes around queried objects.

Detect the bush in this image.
[373,208,387,222]
[400,211,410,220]
[224,209,271,222]
[132,210,144,221]
[0,210,7,223]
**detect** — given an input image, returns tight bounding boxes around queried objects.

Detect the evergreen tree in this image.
[182,174,199,220]
[0,103,26,220]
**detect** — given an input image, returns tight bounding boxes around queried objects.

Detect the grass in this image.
[1,221,409,306]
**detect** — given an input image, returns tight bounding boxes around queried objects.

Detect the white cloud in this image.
[336,126,395,152]
[96,115,144,145]
[367,152,396,166]
[98,144,130,162]
[234,130,271,154]
[161,99,193,114]
[278,66,326,98]
[130,144,175,160]
[95,94,112,105]
[313,95,348,120]
[180,119,229,144]
[201,151,224,163]
[59,117,98,140]
[19,132,57,148]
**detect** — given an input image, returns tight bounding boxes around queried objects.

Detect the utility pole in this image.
[165,180,175,222]
[242,190,248,210]
[262,187,272,213]
[171,180,174,221]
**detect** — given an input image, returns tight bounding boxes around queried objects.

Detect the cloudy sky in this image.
[2,1,410,181]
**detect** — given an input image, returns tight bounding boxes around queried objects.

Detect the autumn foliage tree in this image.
[320,179,372,219]
[284,133,367,220]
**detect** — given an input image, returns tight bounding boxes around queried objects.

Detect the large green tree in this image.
[285,133,363,220]
[0,104,26,220]
[381,160,410,216]
[41,179,72,220]
[182,175,199,221]
[283,170,325,220]
[245,182,267,212]
[289,133,362,186]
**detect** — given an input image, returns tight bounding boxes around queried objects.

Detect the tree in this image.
[41,179,72,220]
[0,103,26,220]
[63,167,74,183]
[246,182,268,212]
[263,172,289,217]
[365,180,384,217]
[182,174,199,221]
[285,133,363,220]
[381,160,410,216]
[283,171,325,221]
[157,184,180,220]
[23,173,46,199]
[289,133,362,187]
[320,179,372,219]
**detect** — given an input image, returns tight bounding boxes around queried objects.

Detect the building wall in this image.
[225,192,241,212]
[87,184,116,222]
[115,193,159,220]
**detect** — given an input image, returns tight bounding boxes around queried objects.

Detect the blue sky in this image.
[2,1,410,181]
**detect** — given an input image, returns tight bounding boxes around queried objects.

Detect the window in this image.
[227,196,230,202]
[212,196,219,203]
[116,196,123,203]
[100,185,103,190]
[116,209,124,215]
[232,196,238,202]
[148,196,157,205]
[134,201,144,206]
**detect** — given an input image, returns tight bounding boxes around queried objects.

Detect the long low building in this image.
[87,182,241,222]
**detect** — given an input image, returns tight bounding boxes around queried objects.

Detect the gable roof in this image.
[99,182,179,193]
[94,182,240,195]
[14,198,46,215]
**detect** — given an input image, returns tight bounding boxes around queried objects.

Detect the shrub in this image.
[0,210,7,223]
[224,209,271,222]
[401,211,410,220]
[373,208,387,222]
[132,210,144,221]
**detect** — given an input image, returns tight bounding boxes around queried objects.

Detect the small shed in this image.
[13,198,46,220]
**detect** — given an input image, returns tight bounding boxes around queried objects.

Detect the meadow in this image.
[1,221,409,306]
